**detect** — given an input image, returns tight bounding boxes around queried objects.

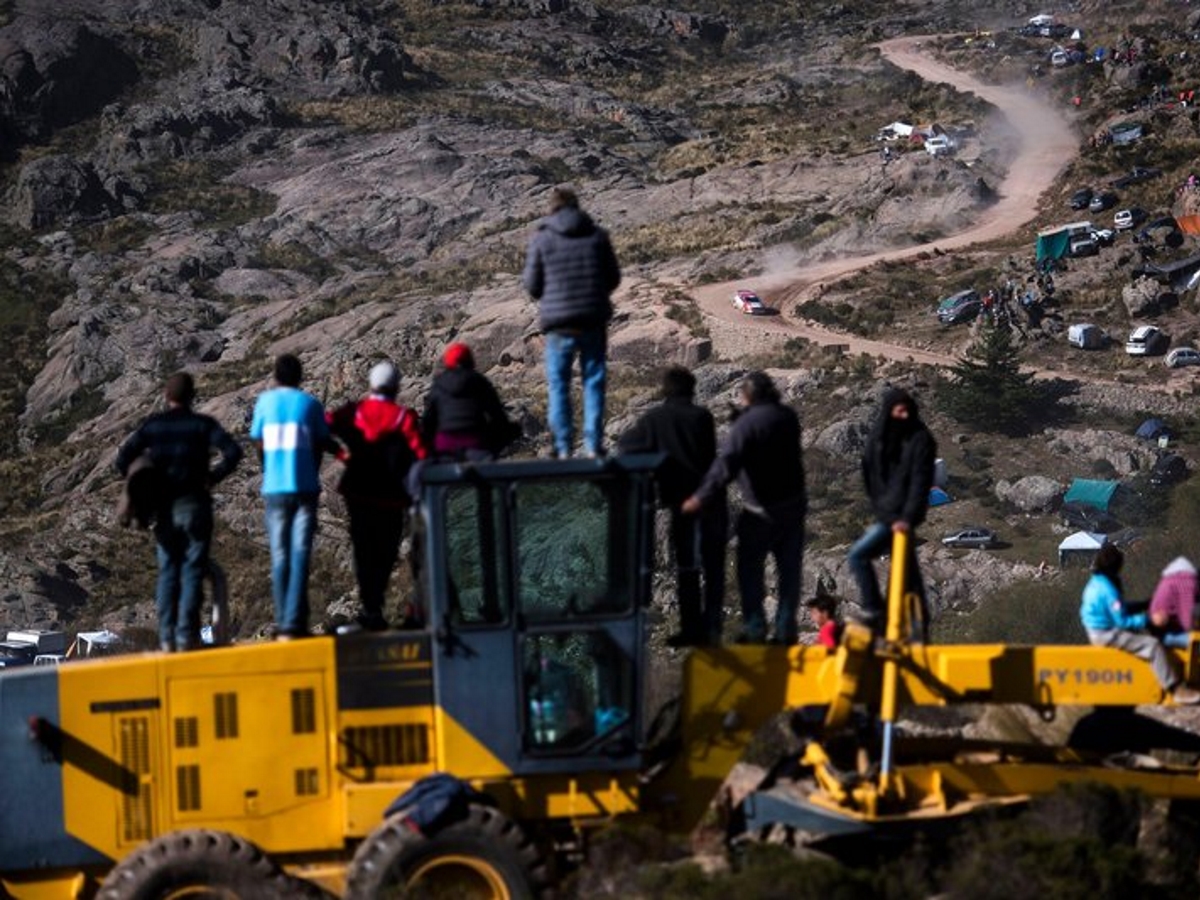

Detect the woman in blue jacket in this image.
[1080,544,1200,704]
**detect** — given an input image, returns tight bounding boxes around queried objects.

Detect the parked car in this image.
[731,289,769,315]
[1126,325,1169,356]
[936,289,982,325]
[941,527,999,550]
[1167,347,1200,368]
[1068,323,1106,349]
[1068,234,1099,257]
[1089,191,1119,213]
[1111,166,1163,189]
[0,641,35,669]
[924,135,956,157]
[1114,207,1148,231]
[1089,227,1116,247]
[1069,187,1094,210]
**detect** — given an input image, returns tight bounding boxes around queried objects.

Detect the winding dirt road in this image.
[689,36,1079,367]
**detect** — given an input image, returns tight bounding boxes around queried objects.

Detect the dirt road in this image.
[689,36,1079,367]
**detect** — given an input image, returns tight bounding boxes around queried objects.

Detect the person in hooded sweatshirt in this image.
[521,186,621,458]
[1150,556,1199,648]
[327,360,427,631]
[848,386,937,634]
[423,342,521,461]
[1082,544,1200,704]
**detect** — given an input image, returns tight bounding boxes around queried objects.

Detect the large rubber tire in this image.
[97,829,291,900]
[345,803,551,900]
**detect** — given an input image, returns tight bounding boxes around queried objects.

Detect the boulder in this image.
[1046,428,1158,477]
[809,418,870,456]
[0,21,137,155]
[1122,277,1162,318]
[995,475,1064,512]
[7,155,119,228]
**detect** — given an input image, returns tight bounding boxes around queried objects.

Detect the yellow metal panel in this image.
[0,871,94,900]
[58,653,164,861]
[343,781,419,836]
[57,641,345,861]
[434,709,512,779]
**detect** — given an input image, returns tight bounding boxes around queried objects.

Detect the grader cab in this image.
[3,456,1200,898]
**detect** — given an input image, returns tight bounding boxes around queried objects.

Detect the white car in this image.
[731,289,768,315]
[1167,347,1200,368]
[1126,325,1168,356]
[924,135,956,157]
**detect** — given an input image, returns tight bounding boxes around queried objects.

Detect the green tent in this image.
[1063,478,1118,512]
[1035,229,1071,262]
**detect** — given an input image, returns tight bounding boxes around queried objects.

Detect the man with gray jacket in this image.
[522,186,621,458]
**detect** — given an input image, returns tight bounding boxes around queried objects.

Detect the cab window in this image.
[514,479,635,620]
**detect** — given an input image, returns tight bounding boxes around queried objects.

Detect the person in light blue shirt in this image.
[250,354,331,638]
[1080,544,1199,704]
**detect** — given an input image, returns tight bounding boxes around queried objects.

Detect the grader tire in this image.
[97,828,290,900]
[345,803,551,900]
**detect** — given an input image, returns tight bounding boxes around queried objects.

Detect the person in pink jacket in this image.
[1150,556,1198,648]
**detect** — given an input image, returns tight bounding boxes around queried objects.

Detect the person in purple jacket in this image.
[522,186,621,459]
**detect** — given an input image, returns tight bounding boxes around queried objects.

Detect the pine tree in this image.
[939,319,1044,434]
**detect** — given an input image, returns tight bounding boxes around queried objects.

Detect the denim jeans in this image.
[154,494,213,650]
[265,493,319,635]
[736,511,803,642]
[848,521,926,630]
[545,328,607,456]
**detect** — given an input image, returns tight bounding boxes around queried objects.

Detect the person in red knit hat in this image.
[423,342,521,460]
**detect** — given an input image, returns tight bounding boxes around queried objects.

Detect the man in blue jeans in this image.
[522,186,621,458]
[116,372,242,651]
[250,354,332,639]
[683,372,807,644]
[848,387,937,635]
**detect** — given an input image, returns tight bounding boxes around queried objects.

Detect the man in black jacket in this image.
[619,367,726,647]
[116,372,242,651]
[522,186,621,458]
[848,387,937,633]
[683,372,806,644]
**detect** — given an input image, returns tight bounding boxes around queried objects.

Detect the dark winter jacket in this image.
[423,368,520,456]
[115,406,242,502]
[862,388,937,527]
[694,400,806,523]
[521,206,621,332]
[618,396,717,507]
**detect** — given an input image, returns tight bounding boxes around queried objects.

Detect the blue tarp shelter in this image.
[1136,418,1172,440]
[929,487,952,507]
[1063,478,1119,512]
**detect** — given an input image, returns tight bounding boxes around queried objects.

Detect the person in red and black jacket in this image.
[327,360,427,631]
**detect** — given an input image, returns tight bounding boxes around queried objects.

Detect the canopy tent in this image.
[1036,229,1072,262]
[1059,531,1107,567]
[1136,418,1173,440]
[1063,478,1119,512]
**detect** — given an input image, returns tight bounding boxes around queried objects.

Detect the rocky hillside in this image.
[1,0,1198,641]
